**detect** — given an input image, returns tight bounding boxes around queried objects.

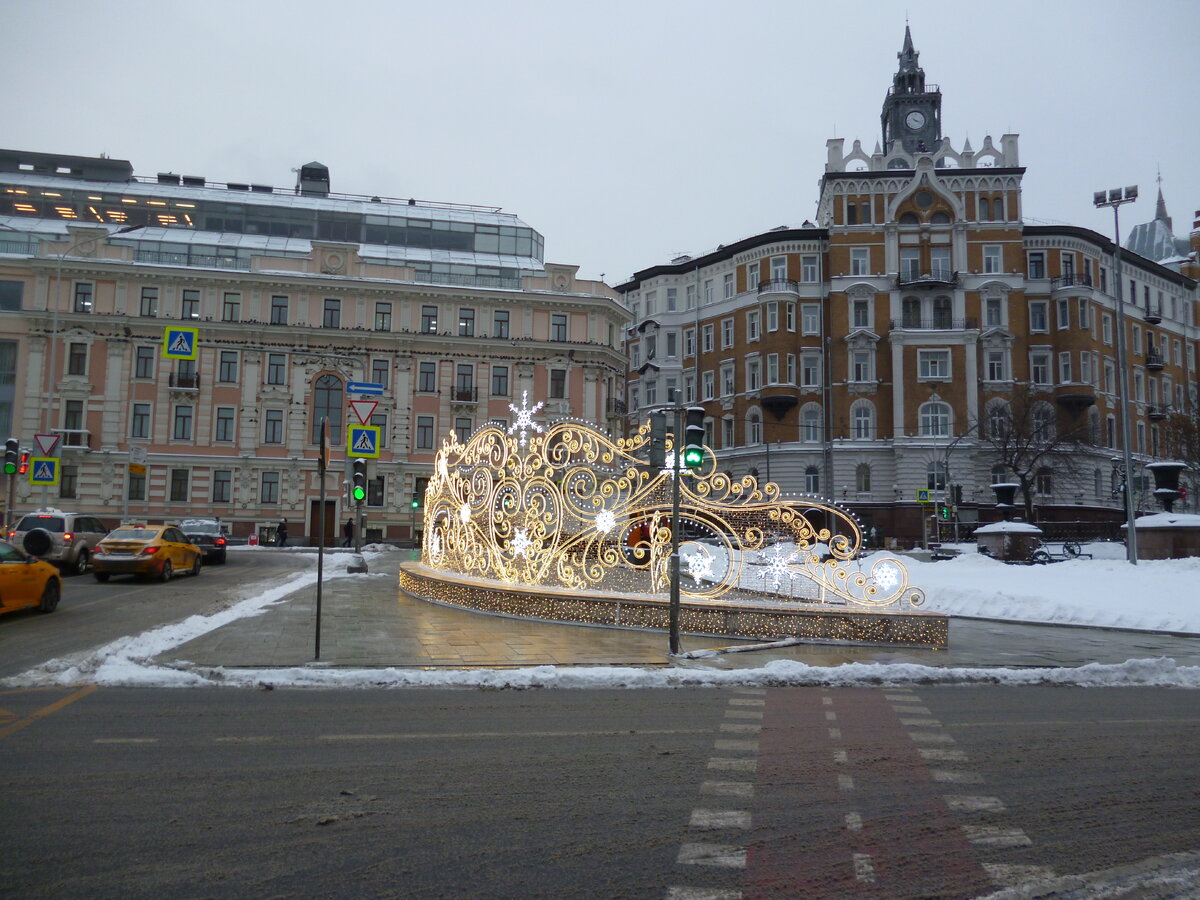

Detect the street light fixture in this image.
[1094,185,1139,565]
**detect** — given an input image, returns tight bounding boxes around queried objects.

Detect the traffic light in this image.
[17,451,29,475]
[952,484,963,506]
[682,407,706,472]
[3,438,18,475]
[352,458,367,504]
[648,412,667,469]
[411,491,419,510]
[940,504,950,520]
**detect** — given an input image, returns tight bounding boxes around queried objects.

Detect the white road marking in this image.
[714,739,759,752]
[963,826,1032,848]
[733,688,766,695]
[690,808,751,829]
[719,722,761,734]
[908,731,955,743]
[838,774,855,792]
[919,748,967,761]
[724,710,763,720]
[900,718,941,727]
[883,693,914,701]
[944,795,1006,812]
[825,711,838,721]
[677,843,747,868]
[930,769,985,784]
[708,757,757,773]
[728,698,765,707]
[701,781,754,799]
[891,705,931,715]
[982,863,1056,886]
[666,888,742,900]
[828,727,842,740]
[833,749,849,764]
[845,811,863,831]
[822,696,833,706]
[853,853,877,883]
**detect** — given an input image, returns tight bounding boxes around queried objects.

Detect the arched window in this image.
[747,410,762,444]
[986,399,1010,440]
[312,373,344,444]
[851,400,875,440]
[805,465,820,493]
[1036,467,1053,496]
[1088,408,1100,445]
[919,401,951,437]
[1094,468,1104,499]
[1031,401,1056,443]
[994,196,1005,221]
[1106,414,1116,448]
[800,403,822,443]
[902,296,922,327]
[927,460,948,490]
[899,212,919,225]
[930,211,951,224]
[855,463,871,493]
[933,295,952,328]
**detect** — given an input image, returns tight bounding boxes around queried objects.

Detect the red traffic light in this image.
[17,451,29,475]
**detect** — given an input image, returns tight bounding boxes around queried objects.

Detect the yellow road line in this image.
[0,685,98,740]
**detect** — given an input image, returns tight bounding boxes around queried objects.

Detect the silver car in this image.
[7,509,109,575]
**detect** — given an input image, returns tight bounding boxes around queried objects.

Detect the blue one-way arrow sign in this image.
[346,381,384,395]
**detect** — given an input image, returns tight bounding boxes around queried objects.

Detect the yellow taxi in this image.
[0,539,62,614]
[92,524,202,583]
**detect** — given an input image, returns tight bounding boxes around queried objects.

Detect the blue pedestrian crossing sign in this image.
[29,457,59,486]
[346,425,380,458]
[915,488,931,504]
[162,326,199,360]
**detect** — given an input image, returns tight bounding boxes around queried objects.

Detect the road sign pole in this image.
[316,418,327,660]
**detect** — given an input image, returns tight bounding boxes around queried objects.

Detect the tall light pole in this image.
[1094,186,1139,564]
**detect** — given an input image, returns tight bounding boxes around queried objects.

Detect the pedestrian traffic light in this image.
[940,504,950,520]
[3,438,18,475]
[683,407,706,472]
[17,451,29,475]
[352,458,367,503]
[648,412,667,469]
[411,491,419,510]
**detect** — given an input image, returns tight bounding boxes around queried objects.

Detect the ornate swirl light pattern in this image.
[422,416,925,610]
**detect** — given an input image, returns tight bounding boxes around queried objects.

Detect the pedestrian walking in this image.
[343,518,354,548]
[276,518,289,548]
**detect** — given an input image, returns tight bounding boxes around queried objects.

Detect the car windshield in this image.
[180,521,219,532]
[105,528,158,540]
[16,515,65,531]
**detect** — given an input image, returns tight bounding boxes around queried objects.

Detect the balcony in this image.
[1143,307,1162,325]
[895,270,958,290]
[1053,383,1096,414]
[757,279,800,298]
[1148,405,1169,422]
[55,429,92,450]
[1050,273,1093,292]
[606,398,627,416]
[890,316,977,331]
[168,372,200,390]
[760,386,800,421]
[451,386,478,404]
[1146,349,1165,371]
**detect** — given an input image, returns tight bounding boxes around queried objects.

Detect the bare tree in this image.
[1163,408,1200,498]
[980,389,1093,521]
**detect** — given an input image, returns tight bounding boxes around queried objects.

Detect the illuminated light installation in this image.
[411,414,941,647]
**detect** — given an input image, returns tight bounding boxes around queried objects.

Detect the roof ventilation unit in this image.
[297,161,330,197]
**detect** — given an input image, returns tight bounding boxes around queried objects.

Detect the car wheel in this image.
[72,549,90,576]
[216,552,227,565]
[190,554,201,577]
[37,579,60,613]
[160,560,173,582]
[94,572,110,583]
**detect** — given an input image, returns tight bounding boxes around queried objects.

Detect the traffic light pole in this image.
[668,395,683,655]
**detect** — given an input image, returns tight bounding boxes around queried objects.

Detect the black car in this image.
[178,518,228,564]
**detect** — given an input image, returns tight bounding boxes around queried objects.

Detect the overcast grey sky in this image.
[4,0,1197,285]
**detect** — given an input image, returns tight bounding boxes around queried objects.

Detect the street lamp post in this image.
[1094,186,1139,565]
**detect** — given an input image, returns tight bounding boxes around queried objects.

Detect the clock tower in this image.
[881,25,942,155]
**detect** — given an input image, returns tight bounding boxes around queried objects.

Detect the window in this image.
[127,472,145,501]
[259,472,279,504]
[1102,313,1112,345]
[747,411,761,444]
[266,353,286,385]
[1056,297,1069,330]
[986,349,1007,381]
[418,361,437,392]
[801,353,820,388]
[58,465,77,499]
[644,291,656,315]
[765,353,779,385]
[367,475,385,508]
[170,468,190,502]
[851,349,873,382]
[270,295,288,325]
[852,298,870,329]
[131,403,151,439]
[1031,351,1051,385]
[745,262,760,291]
[684,328,696,357]
[704,279,714,305]
[900,249,920,282]
[804,466,820,493]
[721,363,735,397]
[64,399,83,432]
[1058,352,1072,384]
[173,405,193,440]
[458,308,475,337]
[140,287,159,317]
[1032,403,1056,443]
[181,289,200,320]
[491,365,509,396]
[311,374,343,444]
[550,369,566,399]
[455,417,473,444]
[770,256,787,282]
[721,318,734,349]
[1132,325,1142,355]
[919,401,951,436]
[786,302,795,332]
[801,405,822,443]
[983,245,1002,274]
[493,309,510,339]
[218,351,238,382]
[801,304,820,335]
[455,364,474,400]
[786,354,796,385]
[1028,252,1045,279]
[666,331,678,358]
[421,305,438,333]
[1133,368,1145,403]
[1078,298,1090,329]
[851,401,874,440]
[850,248,869,276]
[551,314,568,342]
[1029,301,1048,333]
[67,342,86,376]
[223,292,241,322]
[801,256,818,283]
[856,463,871,493]
[746,358,760,391]
[1103,359,1116,394]
[702,371,714,400]
[746,310,759,341]
[416,415,435,450]
[917,349,950,379]
[984,296,1002,328]
[212,469,231,503]
[666,288,678,311]
[766,302,779,332]
[135,346,155,379]
[930,248,951,280]
[927,461,948,491]
[721,417,735,447]
[685,285,696,310]
[264,409,284,443]
[73,282,93,313]
[371,358,389,390]
[323,298,341,328]
[214,407,235,442]
[723,273,734,299]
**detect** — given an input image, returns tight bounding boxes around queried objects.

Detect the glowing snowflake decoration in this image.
[511,527,533,559]
[459,503,472,525]
[507,391,544,448]
[659,450,679,478]
[872,562,901,592]
[759,545,797,591]
[429,531,442,560]
[595,509,616,534]
[684,550,714,585]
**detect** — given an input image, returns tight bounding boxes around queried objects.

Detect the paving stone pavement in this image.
[160,550,1200,671]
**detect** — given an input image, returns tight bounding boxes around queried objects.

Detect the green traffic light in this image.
[353,486,366,502]
[682,446,704,469]
[2,462,15,475]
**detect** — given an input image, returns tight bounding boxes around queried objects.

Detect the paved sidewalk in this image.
[160,550,1200,671]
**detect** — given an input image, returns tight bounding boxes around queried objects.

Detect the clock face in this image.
[905,110,926,131]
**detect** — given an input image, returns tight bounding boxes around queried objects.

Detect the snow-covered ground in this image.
[4,543,1200,690]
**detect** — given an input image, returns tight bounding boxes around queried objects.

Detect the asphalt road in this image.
[0,550,309,679]
[2,685,1198,899]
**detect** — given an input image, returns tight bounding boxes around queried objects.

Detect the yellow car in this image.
[92,524,203,583]
[0,539,62,614]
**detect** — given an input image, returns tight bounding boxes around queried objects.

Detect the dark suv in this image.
[8,509,108,575]
[178,518,228,564]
